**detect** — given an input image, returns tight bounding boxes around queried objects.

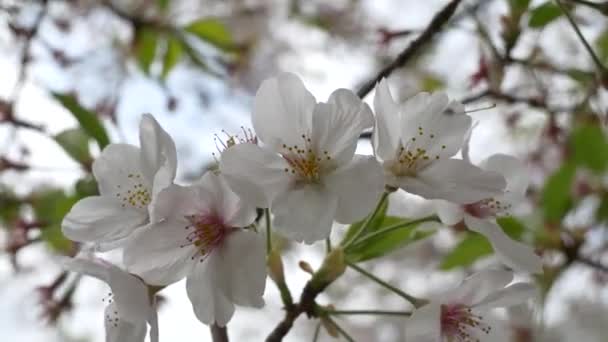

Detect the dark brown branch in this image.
[356,0,463,98]
[577,257,608,272]
[210,324,229,342]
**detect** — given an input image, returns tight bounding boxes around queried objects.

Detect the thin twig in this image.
[577,257,608,272]
[326,309,412,317]
[356,0,463,98]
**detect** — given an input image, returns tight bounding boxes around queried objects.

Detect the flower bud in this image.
[311,248,346,288]
[299,260,314,275]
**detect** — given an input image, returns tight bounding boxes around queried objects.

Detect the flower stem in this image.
[347,261,427,308]
[325,237,332,253]
[210,324,229,342]
[325,317,355,342]
[347,215,439,252]
[342,191,390,249]
[312,322,321,342]
[326,309,412,317]
[265,208,272,254]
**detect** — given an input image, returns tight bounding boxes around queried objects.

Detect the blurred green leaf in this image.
[346,216,435,262]
[32,189,78,253]
[75,176,98,198]
[595,28,608,65]
[510,0,532,11]
[541,163,576,221]
[596,193,608,222]
[0,186,21,224]
[343,197,388,243]
[567,68,595,85]
[570,124,608,172]
[135,27,159,74]
[420,74,444,92]
[53,94,110,149]
[54,128,91,165]
[528,2,562,28]
[184,18,233,50]
[162,36,184,79]
[157,0,170,10]
[440,217,525,270]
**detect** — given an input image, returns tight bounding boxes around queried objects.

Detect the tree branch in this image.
[356,0,463,98]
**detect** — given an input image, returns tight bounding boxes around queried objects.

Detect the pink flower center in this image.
[441,303,491,341]
[181,213,232,261]
[463,198,509,219]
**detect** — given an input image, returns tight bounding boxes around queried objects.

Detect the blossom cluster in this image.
[60,73,541,341]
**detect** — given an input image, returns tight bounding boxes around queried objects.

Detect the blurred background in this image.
[1,0,608,341]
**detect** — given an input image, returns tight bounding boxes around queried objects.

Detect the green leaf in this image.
[440,217,525,270]
[0,186,21,224]
[596,193,608,222]
[541,163,576,221]
[53,94,110,149]
[346,216,435,262]
[162,36,183,79]
[343,197,389,243]
[595,28,608,66]
[134,27,159,74]
[184,18,233,50]
[54,128,92,165]
[31,189,78,253]
[528,2,562,28]
[75,176,98,198]
[570,124,608,172]
[157,0,170,10]
[510,0,532,11]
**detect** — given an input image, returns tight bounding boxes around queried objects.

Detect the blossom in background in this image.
[62,114,177,250]
[62,256,158,342]
[220,72,384,243]
[405,269,537,342]
[124,172,265,326]
[372,79,505,203]
[435,154,543,274]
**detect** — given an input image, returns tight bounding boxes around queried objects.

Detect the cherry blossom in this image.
[405,269,537,342]
[435,154,543,274]
[372,79,505,203]
[61,114,177,250]
[123,172,265,326]
[220,72,384,243]
[62,256,158,342]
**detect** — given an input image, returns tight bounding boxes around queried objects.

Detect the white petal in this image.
[196,172,257,228]
[187,254,236,326]
[220,143,292,208]
[272,185,338,243]
[444,269,513,307]
[372,79,401,161]
[216,230,266,307]
[312,89,373,165]
[93,144,150,196]
[139,114,177,190]
[63,257,151,325]
[434,200,464,226]
[400,92,470,160]
[252,72,316,149]
[107,266,152,323]
[324,155,384,224]
[404,302,441,341]
[481,154,529,197]
[402,159,506,204]
[465,215,543,274]
[150,184,200,222]
[62,196,147,244]
[123,220,195,286]
[474,283,537,310]
[105,303,147,342]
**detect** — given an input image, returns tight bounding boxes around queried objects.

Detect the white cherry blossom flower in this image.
[62,256,158,342]
[220,72,384,243]
[405,269,537,342]
[435,154,543,274]
[62,114,177,250]
[372,79,505,203]
[123,172,265,326]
